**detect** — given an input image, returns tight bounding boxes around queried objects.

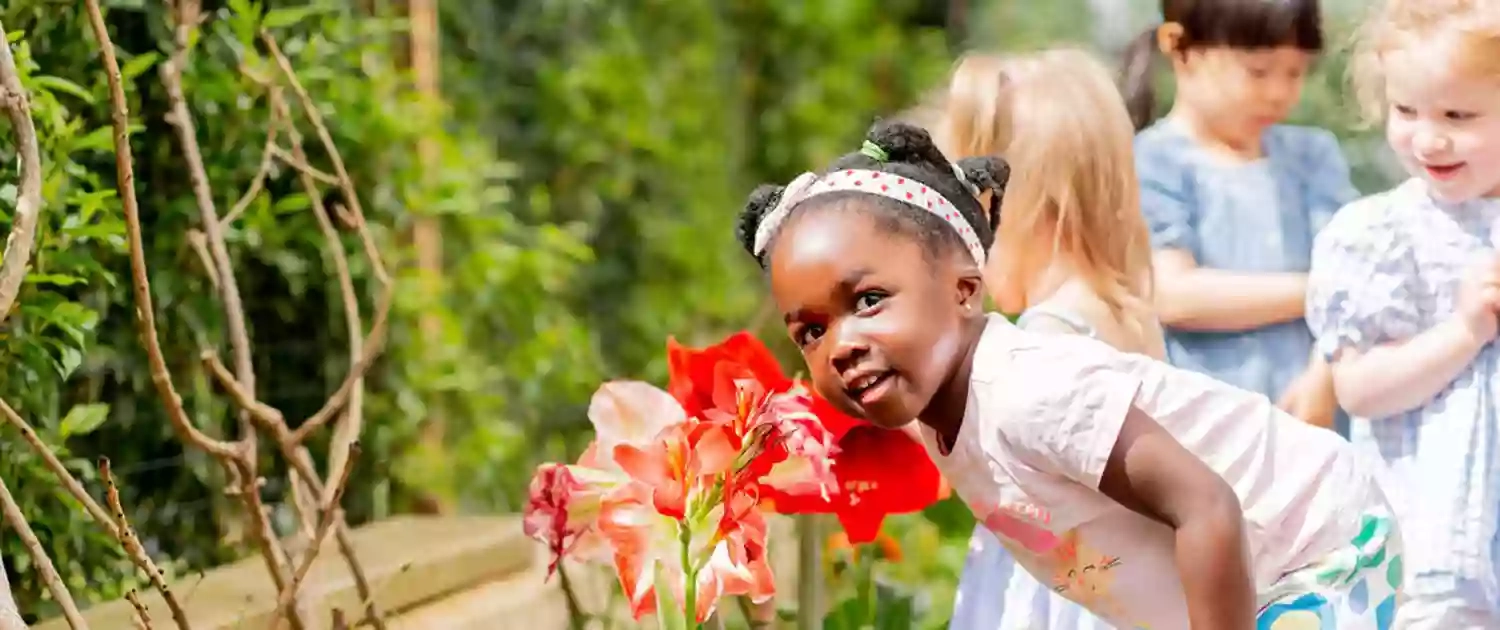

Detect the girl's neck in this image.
[1166,106,1266,162]
[919,315,989,452]
[1024,258,1084,310]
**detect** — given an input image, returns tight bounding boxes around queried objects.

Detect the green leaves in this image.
[59,403,109,438]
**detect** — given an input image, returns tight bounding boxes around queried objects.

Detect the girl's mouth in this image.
[848,371,895,406]
[1425,162,1466,181]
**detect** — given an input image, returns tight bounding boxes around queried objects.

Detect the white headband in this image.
[751,169,987,266]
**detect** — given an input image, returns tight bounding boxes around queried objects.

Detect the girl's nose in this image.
[1414,127,1453,156]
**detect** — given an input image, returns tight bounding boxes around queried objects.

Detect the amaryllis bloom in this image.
[764,395,947,544]
[666,336,838,500]
[667,332,792,419]
[614,421,737,519]
[527,331,917,629]
[522,462,618,576]
[590,380,687,459]
[599,459,775,622]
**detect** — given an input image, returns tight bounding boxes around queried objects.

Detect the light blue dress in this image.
[1135,120,1358,433]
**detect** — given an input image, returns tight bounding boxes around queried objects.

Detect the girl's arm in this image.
[1099,405,1254,630]
[1152,249,1307,332]
[1331,316,1488,418]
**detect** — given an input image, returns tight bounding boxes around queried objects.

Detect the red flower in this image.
[764,393,946,544]
[667,332,792,420]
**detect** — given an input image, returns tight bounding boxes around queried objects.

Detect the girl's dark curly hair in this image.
[736,120,1009,269]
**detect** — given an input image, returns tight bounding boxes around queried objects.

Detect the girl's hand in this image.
[1456,259,1500,343]
[1276,356,1336,429]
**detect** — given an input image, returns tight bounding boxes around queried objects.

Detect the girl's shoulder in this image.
[1317,179,1429,250]
[1263,124,1342,160]
[1132,119,1196,167]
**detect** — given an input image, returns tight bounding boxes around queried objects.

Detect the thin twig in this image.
[220,107,282,229]
[270,444,360,629]
[0,476,87,629]
[0,18,44,324]
[0,397,118,536]
[201,287,392,446]
[202,354,387,627]
[267,145,337,185]
[185,229,220,290]
[262,85,365,497]
[260,32,389,285]
[83,0,240,459]
[160,3,262,496]
[125,589,154,629]
[102,458,192,630]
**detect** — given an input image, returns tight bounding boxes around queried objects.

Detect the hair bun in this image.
[956,155,1010,197]
[865,119,954,172]
[736,183,785,258]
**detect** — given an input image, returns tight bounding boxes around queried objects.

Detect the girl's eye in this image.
[794,324,825,347]
[854,291,886,311]
[1393,104,1416,117]
[1446,110,1477,122]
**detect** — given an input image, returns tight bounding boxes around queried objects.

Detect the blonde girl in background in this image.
[937,47,1162,630]
[1125,0,1359,432]
[1306,0,1500,626]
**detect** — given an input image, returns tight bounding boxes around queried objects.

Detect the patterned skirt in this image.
[1256,508,1404,629]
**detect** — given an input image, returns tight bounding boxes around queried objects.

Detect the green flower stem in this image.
[679,520,700,629]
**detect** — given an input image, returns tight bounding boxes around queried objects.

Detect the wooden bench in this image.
[36,514,800,629]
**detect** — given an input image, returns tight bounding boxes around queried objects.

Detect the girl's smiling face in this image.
[766,205,982,430]
[1382,38,1500,201]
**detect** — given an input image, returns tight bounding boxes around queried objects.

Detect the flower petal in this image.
[691,423,739,477]
[590,381,687,456]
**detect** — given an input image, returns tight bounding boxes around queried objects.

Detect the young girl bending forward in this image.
[1307,0,1500,626]
[737,121,1401,629]
[938,48,1162,630]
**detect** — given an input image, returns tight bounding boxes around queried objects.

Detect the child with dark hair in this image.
[740,120,1399,629]
[1123,0,1360,433]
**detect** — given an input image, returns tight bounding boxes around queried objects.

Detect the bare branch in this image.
[102,458,192,630]
[160,4,258,464]
[201,286,392,445]
[83,6,309,628]
[0,397,117,535]
[271,86,366,498]
[0,19,44,324]
[270,443,360,628]
[219,107,281,229]
[125,590,153,630]
[267,144,337,185]
[83,0,241,459]
[0,476,87,629]
[260,32,389,286]
[185,229,219,290]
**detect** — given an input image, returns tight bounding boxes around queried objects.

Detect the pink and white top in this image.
[919,314,1383,630]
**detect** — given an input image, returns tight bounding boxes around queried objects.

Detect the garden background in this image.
[0,0,1397,627]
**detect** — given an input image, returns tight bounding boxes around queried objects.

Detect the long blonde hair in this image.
[939,48,1154,316]
[1351,0,1500,125]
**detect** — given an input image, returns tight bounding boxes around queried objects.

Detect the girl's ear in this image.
[956,269,985,313]
[1156,22,1185,56]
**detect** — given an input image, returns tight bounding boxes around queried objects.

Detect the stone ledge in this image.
[36,515,533,630]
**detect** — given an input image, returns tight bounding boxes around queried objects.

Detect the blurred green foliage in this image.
[0,0,1403,624]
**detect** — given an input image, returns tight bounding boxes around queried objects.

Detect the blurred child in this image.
[938,48,1162,630]
[1125,0,1359,431]
[1306,0,1500,626]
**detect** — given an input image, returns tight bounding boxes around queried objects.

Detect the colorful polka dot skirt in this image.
[1256,509,1403,629]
